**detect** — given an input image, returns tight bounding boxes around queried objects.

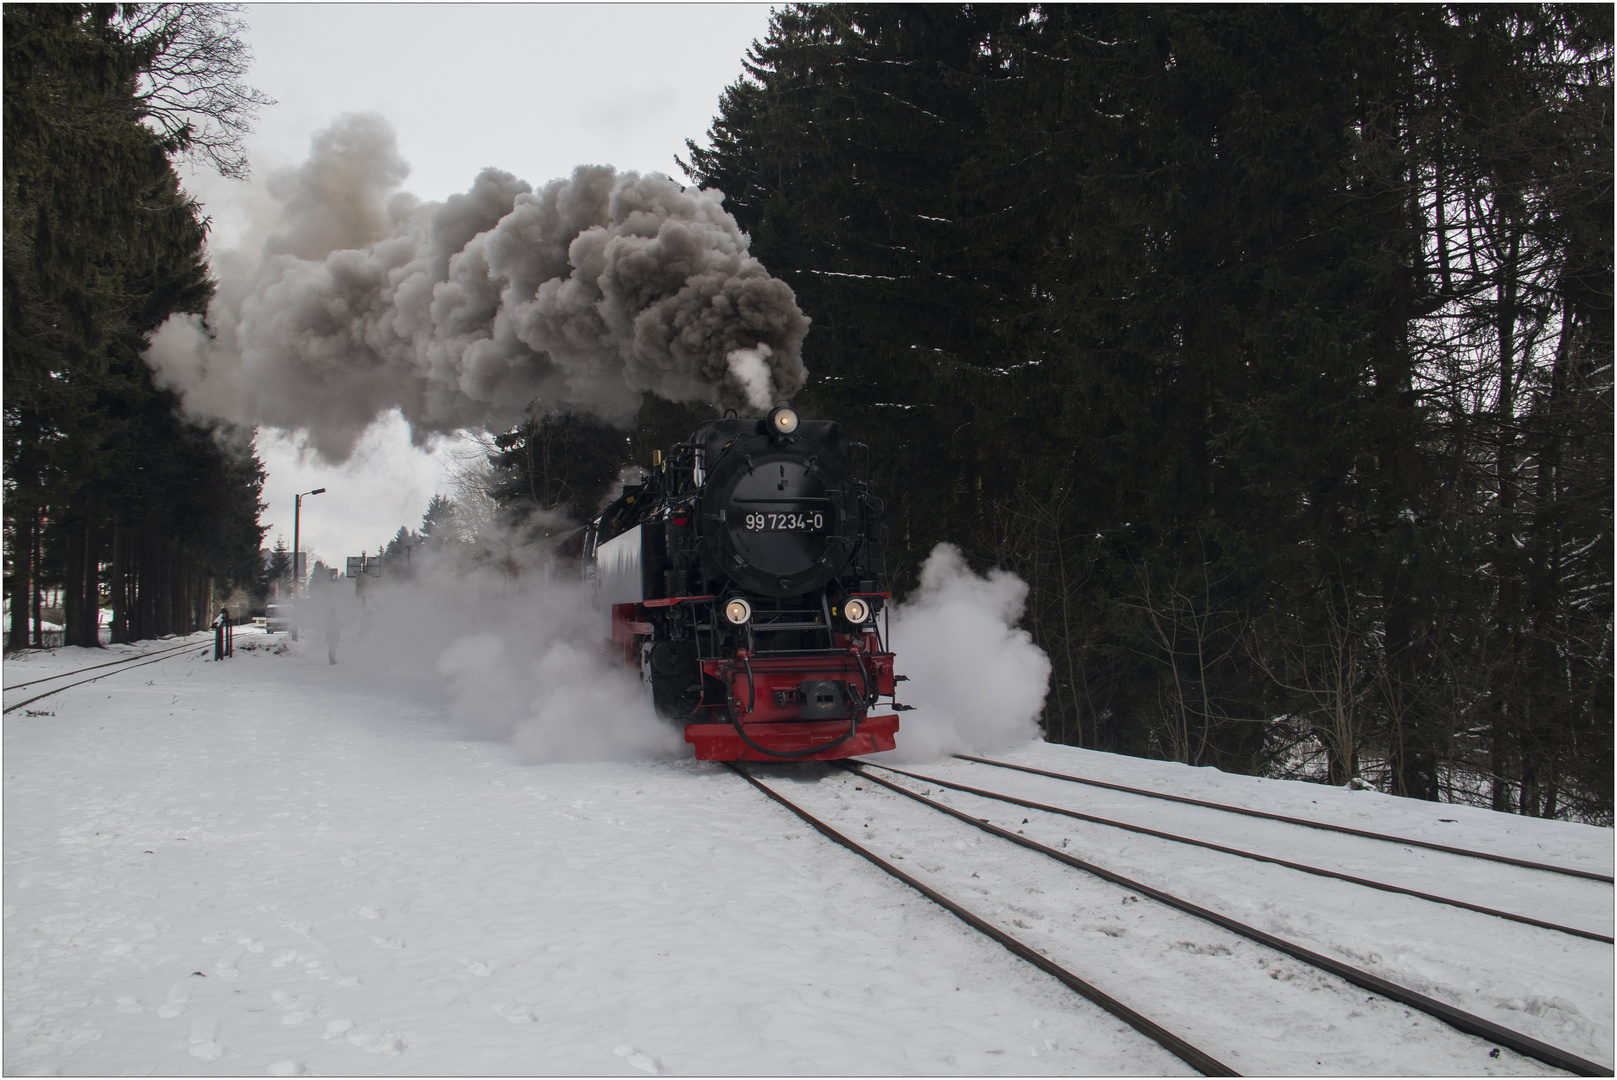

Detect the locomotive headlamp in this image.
[842,597,871,624]
[767,406,799,435]
[724,597,753,625]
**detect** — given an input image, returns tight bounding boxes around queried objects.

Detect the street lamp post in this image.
[291,487,326,640]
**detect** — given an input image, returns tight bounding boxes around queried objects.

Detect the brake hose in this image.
[727,709,861,759]
[725,654,862,759]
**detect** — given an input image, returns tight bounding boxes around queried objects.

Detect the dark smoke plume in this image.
[146,114,810,461]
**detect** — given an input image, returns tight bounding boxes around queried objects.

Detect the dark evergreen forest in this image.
[4,5,268,650]
[492,5,1612,821]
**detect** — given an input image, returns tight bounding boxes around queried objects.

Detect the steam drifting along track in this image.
[733,761,1612,1076]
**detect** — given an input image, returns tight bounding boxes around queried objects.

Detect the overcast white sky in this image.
[181,3,775,569]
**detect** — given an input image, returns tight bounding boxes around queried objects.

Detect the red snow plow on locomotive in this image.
[584,407,905,760]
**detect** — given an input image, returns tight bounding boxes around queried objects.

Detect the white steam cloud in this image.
[146,113,810,462]
[307,539,1046,767]
[875,544,1051,762]
[724,343,776,413]
[336,565,683,765]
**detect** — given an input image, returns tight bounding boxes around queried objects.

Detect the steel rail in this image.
[3,645,209,715]
[957,754,1615,885]
[4,638,205,691]
[727,763,1239,1077]
[848,762,1612,1078]
[858,761,1612,944]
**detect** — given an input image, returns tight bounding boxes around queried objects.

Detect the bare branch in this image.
[115,4,276,180]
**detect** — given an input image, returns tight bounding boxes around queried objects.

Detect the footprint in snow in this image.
[266,1061,306,1077]
[215,944,246,980]
[613,1045,660,1074]
[346,1028,406,1055]
[190,1042,225,1063]
[157,981,191,1018]
[115,996,144,1015]
[189,1016,224,1061]
[320,1019,353,1040]
[458,957,492,976]
[370,935,405,950]
[273,995,320,1028]
[494,1003,537,1025]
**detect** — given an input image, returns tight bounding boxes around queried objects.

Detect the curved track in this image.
[957,753,1615,884]
[734,761,1611,1077]
[3,635,212,715]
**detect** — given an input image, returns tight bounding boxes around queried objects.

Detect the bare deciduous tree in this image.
[1247,578,1376,787]
[1124,554,1253,768]
[116,4,274,179]
[440,431,502,544]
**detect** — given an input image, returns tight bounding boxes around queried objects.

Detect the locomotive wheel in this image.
[648,638,701,719]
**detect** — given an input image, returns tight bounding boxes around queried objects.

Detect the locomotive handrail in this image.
[818,592,839,646]
[742,654,757,714]
[702,646,856,660]
[851,647,875,711]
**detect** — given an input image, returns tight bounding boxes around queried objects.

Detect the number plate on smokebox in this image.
[743,511,825,532]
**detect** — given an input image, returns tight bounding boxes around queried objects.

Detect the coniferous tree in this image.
[682,3,1611,817]
[4,4,268,648]
[264,537,292,596]
[486,397,716,530]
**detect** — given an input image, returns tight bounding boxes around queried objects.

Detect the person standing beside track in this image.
[212,608,231,660]
[324,606,341,666]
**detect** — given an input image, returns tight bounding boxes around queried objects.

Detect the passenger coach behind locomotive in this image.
[585,407,905,760]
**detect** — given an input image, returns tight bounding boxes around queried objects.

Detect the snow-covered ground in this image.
[5,630,1612,1076]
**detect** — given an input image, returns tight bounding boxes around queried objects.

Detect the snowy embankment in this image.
[4,631,1612,1076]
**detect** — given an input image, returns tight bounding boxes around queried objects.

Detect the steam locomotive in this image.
[584,406,904,760]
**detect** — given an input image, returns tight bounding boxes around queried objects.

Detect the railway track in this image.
[2,634,213,715]
[957,753,1615,885]
[862,760,1611,943]
[732,761,1611,1077]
